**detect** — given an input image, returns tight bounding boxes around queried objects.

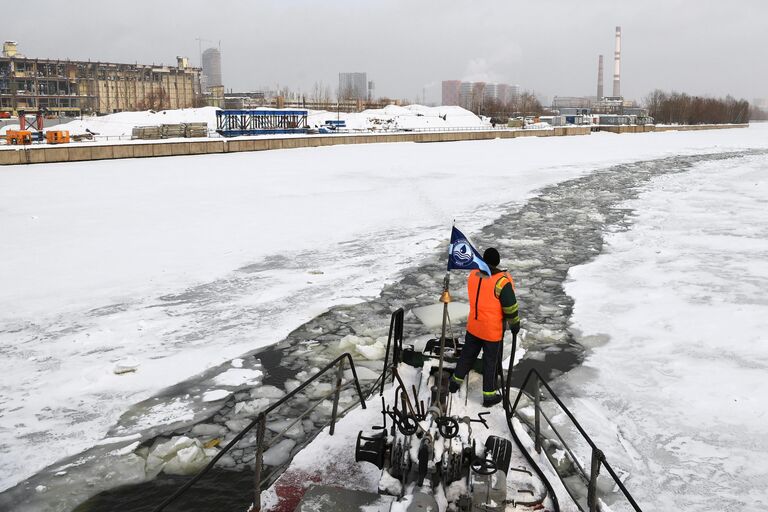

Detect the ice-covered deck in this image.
[260,360,571,512]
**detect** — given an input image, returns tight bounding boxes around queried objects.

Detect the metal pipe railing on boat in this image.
[151,352,367,512]
[507,367,643,512]
[379,308,404,397]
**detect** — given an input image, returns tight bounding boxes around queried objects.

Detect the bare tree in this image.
[645,90,750,124]
[311,81,322,104]
[322,83,332,104]
[138,87,169,111]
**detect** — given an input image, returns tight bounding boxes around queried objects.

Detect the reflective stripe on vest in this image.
[466,269,515,342]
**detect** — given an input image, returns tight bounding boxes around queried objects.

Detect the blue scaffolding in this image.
[215,109,309,137]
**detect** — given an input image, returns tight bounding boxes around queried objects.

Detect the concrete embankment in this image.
[0,124,747,166]
[598,123,748,134]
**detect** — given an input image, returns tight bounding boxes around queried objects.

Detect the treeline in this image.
[474,91,544,118]
[645,90,750,124]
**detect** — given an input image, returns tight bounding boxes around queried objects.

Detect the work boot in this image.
[482,393,502,408]
[448,374,462,393]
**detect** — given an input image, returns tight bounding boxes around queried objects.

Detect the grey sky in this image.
[5,0,767,104]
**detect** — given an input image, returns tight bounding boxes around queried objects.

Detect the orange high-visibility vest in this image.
[466,269,515,342]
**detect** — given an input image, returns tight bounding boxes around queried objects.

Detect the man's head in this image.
[483,247,500,267]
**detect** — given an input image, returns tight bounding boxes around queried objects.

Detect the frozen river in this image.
[1,124,768,510]
[560,150,768,511]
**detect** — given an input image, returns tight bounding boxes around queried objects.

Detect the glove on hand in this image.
[510,321,520,336]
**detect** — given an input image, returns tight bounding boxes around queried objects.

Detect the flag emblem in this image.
[451,240,473,264]
[447,226,491,275]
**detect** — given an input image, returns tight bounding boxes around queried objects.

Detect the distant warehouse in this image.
[0,41,201,116]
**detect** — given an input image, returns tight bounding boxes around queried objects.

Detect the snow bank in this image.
[0,123,20,135]
[307,104,486,131]
[42,107,220,138]
[4,103,483,141]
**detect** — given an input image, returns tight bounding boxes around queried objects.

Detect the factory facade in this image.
[0,41,201,115]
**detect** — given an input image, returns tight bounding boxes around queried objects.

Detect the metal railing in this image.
[371,307,404,397]
[151,352,367,512]
[508,368,642,512]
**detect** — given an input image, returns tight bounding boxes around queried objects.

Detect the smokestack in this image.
[597,55,604,99]
[613,26,621,97]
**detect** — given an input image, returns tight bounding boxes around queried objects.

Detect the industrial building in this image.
[0,41,201,115]
[552,26,629,115]
[551,96,596,109]
[338,72,368,101]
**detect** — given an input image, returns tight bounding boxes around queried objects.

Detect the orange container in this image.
[45,130,70,144]
[5,130,32,145]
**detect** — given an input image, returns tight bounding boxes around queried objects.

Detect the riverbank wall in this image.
[0,124,748,166]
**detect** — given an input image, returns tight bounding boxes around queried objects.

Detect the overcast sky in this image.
[5,0,767,104]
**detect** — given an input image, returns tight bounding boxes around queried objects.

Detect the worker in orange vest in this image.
[449,247,520,407]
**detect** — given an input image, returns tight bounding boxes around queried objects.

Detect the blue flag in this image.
[447,226,492,275]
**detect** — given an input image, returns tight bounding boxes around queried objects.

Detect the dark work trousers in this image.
[452,331,502,393]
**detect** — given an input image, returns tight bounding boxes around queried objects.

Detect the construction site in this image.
[0,41,201,116]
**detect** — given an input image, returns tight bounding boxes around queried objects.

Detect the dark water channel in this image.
[7,151,760,512]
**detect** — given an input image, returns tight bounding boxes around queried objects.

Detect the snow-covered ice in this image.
[211,368,264,387]
[201,390,230,402]
[560,151,768,511]
[262,439,297,467]
[1,124,768,493]
[144,435,218,476]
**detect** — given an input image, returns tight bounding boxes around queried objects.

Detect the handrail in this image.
[499,334,560,512]
[374,308,404,397]
[151,352,367,512]
[508,367,643,512]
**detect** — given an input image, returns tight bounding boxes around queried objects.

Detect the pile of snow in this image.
[525,122,553,130]
[308,104,486,131]
[2,104,485,141]
[0,123,21,136]
[42,107,220,138]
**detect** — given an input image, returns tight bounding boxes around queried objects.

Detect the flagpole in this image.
[435,272,451,413]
